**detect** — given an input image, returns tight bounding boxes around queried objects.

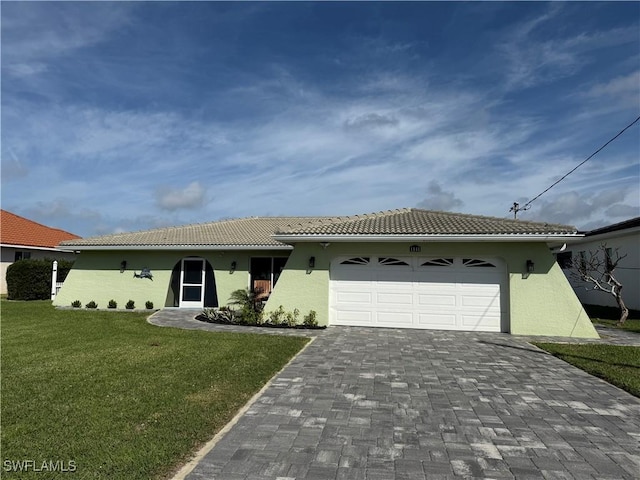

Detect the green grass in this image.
[1,300,309,479]
[534,343,640,397]
[592,318,640,333]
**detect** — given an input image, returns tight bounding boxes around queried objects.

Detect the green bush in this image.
[303,310,318,327]
[145,301,154,310]
[6,258,74,300]
[125,300,135,310]
[85,301,98,309]
[229,288,264,325]
[108,299,117,309]
[267,305,286,326]
[201,306,237,324]
[71,300,82,308]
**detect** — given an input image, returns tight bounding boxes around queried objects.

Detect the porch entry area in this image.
[165,257,218,308]
[250,257,288,300]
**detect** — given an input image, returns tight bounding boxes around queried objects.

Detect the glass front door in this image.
[180,258,205,308]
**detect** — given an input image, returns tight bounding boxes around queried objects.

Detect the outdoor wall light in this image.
[230,261,237,272]
[308,256,316,269]
[526,260,535,273]
[320,242,331,249]
[120,260,127,273]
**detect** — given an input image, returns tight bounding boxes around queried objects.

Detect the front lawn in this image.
[593,318,640,334]
[1,300,309,479]
[534,343,640,397]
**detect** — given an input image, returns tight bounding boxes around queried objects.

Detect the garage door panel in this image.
[334,309,373,324]
[416,312,457,328]
[377,311,413,325]
[461,314,501,331]
[377,292,413,306]
[330,256,504,332]
[416,293,457,307]
[336,291,373,305]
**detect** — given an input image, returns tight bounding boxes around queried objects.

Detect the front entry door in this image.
[180,258,205,308]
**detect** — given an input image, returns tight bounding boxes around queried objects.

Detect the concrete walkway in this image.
[149,311,640,479]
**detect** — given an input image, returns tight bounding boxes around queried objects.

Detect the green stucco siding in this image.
[266,242,597,338]
[55,242,597,338]
[53,250,284,310]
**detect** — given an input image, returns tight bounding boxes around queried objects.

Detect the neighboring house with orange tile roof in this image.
[0,209,80,294]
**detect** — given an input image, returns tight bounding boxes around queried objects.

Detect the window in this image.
[378,257,410,266]
[250,257,289,299]
[14,251,31,261]
[555,251,572,269]
[463,258,496,268]
[340,257,370,265]
[421,258,453,267]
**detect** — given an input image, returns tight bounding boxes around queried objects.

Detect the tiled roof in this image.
[0,210,81,249]
[59,216,329,248]
[275,208,578,236]
[60,209,578,249]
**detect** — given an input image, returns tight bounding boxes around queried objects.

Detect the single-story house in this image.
[54,208,598,338]
[555,216,639,311]
[1,209,80,295]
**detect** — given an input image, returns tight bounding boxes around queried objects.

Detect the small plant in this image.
[71,300,81,308]
[85,301,98,309]
[285,308,300,327]
[303,310,318,327]
[267,305,286,326]
[125,300,135,310]
[201,306,237,324]
[145,301,154,310]
[108,299,117,309]
[229,288,264,325]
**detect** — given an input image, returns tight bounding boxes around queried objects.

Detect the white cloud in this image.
[586,70,640,103]
[416,181,464,212]
[155,182,206,211]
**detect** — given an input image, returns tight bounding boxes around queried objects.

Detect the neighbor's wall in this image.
[560,230,639,311]
[1,247,76,295]
[53,249,287,309]
[266,241,597,338]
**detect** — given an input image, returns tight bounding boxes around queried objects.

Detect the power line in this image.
[510,115,640,219]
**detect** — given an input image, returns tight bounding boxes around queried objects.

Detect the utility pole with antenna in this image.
[509,202,529,219]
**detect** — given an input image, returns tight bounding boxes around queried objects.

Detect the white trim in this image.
[179,258,206,308]
[273,234,584,243]
[60,245,294,251]
[1,243,76,253]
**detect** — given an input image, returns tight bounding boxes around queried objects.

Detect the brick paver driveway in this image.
[166,320,640,479]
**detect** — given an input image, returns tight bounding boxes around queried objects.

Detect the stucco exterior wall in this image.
[265,242,596,337]
[560,230,639,311]
[54,242,596,338]
[1,247,76,295]
[53,249,287,309]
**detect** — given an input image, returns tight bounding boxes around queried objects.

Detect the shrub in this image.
[145,301,154,310]
[108,299,117,309]
[71,300,82,308]
[229,288,264,325]
[125,300,135,310]
[85,301,98,309]
[303,310,318,327]
[6,258,74,301]
[267,305,286,326]
[201,306,237,324]
[285,308,300,327]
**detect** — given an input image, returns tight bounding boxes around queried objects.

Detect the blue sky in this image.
[2,2,639,238]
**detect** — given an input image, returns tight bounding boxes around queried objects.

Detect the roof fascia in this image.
[272,234,584,243]
[582,225,640,242]
[1,243,76,253]
[59,244,294,251]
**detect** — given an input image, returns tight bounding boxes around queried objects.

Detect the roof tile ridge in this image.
[410,208,576,230]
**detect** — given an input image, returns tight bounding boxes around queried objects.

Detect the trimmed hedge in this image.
[6,258,74,300]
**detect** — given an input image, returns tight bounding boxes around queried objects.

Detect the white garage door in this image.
[330,256,504,332]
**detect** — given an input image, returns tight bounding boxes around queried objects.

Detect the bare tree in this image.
[571,243,628,325]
